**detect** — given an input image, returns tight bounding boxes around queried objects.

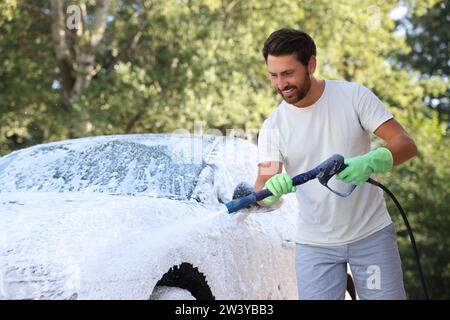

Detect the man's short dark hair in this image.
[262,28,316,66]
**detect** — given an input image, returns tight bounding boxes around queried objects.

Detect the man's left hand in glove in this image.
[336,147,393,186]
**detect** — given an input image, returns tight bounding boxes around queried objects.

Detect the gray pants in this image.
[295,223,406,300]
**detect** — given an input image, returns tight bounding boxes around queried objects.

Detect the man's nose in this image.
[274,77,287,90]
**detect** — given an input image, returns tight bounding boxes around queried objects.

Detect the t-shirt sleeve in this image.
[257,119,283,164]
[354,84,394,133]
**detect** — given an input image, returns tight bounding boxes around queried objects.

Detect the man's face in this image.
[266,54,312,105]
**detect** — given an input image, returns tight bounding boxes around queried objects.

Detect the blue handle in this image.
[225,154,346,214]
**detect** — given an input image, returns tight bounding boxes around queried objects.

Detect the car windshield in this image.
[0,134,218,200]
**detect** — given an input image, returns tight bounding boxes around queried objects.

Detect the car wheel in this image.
[149,285,196,300]
[151,262,215,300]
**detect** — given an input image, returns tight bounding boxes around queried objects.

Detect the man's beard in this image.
[278,72,311,105]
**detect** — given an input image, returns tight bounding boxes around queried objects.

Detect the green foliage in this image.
[0,0,61,153]
[397,0,450,125]
[0,0,448,299]
[378,108,450,299]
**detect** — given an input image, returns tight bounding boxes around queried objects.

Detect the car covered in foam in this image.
[0,134,298,300]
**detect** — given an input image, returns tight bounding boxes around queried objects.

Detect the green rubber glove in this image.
[262,173,296,205]
[337,147,393,186]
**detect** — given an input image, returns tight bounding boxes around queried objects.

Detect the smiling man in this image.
[254,28,417,300]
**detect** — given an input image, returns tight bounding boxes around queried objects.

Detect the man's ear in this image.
[308,55,316,74]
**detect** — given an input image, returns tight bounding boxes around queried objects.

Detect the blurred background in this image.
[0,0,448,299]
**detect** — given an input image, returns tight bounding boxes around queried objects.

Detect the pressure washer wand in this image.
[225,154,346,214]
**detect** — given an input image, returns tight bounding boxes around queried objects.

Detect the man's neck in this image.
[293,78,325,108]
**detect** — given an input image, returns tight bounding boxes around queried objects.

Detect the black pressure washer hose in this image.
[367,177,430,300]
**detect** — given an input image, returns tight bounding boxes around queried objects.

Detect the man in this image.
[255,28,417,300]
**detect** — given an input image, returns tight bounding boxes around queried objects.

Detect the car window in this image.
[0,135,217,199]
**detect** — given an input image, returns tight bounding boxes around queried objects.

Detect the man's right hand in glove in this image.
[262,173,296,205]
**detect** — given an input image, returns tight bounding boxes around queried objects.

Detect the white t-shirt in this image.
[257,80,394,246]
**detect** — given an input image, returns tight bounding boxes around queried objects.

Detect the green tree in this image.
[397,0,450,126]
[380,108,450,299]
[0,0,62,154]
